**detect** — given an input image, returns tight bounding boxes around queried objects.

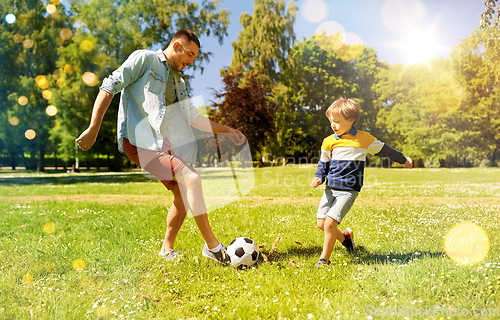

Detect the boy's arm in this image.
[312,147,331,187]
[369,139,413,169]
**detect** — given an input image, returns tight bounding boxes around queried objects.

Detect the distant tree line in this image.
[1,0,498,171]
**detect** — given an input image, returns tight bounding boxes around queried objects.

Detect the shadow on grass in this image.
[353,246,447,265]
[0,172,151,185]
[259,245,446,267]
[0,168,251,185]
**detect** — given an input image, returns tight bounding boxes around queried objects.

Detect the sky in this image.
[189,0,486,106]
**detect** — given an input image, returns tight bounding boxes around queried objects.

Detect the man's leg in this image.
[161,183,187,252]
[173,166,220,250]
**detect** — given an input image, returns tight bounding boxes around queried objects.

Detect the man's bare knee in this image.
[177,167,202,186]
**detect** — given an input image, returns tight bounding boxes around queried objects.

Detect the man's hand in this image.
[226,130,246,146]
[404,157,413,169]
[75,90,113,151]
[311,177,322,188]
[75,127,98,151]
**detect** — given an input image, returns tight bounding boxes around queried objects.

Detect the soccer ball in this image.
[227,237,259,269]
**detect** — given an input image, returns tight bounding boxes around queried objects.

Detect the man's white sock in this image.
[209,243,223,253]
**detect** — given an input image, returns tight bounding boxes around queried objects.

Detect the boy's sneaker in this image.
[202,244,230,265]
[159,249,183,262]
[341,227,355,252]
[315,258,331,267]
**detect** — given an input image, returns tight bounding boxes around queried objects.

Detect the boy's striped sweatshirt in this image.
[315,127,406,192]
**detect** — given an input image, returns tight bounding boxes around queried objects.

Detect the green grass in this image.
[1,167,499,319]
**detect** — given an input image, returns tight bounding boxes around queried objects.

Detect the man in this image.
[76,29,245,264]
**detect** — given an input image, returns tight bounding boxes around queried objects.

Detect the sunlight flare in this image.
[444,222,490,266]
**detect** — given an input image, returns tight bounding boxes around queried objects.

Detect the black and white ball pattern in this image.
[227,237,259,269]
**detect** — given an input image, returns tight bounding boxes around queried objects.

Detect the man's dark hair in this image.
[172,29,200,48]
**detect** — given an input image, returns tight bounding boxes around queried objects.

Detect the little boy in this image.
[311,98,412,267]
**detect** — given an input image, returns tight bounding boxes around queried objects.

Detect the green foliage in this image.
[0,0,72,171]
[281,36,385,157]
[230,0,297,81]
[481,0,499,28]
[1,0,230,171]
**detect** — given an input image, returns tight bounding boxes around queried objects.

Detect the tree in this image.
[209,67,281,161]
[450,25,500,166]
[230,0,297,81]
[1,0,72,171]
[227,0,296,160]
[481,0,499,28]
[281,35,369,157]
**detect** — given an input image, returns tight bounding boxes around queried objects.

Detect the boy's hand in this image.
[404,157,413,169]
[311,177,322,188]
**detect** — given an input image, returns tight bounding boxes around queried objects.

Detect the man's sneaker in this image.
[315,258,331,267]
[341,227,355,252]
[202,244,230,265]
[159,250,183,262]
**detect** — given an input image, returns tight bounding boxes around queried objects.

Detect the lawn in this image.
[0,166,499,319]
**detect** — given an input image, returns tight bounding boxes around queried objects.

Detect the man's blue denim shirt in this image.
[100,49,199,161]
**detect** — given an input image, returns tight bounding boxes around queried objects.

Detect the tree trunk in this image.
[38,143,45,172]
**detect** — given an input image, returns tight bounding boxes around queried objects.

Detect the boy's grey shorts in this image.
[316,187,358,223]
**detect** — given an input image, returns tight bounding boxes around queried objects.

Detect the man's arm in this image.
[190,115,246,146]
[75,90,114,151]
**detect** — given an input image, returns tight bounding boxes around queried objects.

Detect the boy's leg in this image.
[317,219,352,244]
[317,218,325,231]
[320,216,345,262]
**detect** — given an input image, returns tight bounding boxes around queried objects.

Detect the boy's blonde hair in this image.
[325,98,360,126]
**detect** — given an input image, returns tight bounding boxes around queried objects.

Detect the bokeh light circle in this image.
[37,77,50,90]
[13,34,23,43]
[42,222,56,234]
[381,0,424,34]
[56,79,66,88]
[42,90,53,100]
[18,96,28,106]
[23,39,34,49]
[53,68,64,80]
[73,259,86,272]
[335,32,365,62]
[60,28,73,41]
[82,71,99,86]
[25,129,36,140]
[9,117,20,126]
[63,64,75,74]
[301,0,329,23]
[46,105,57,116]
[46,4,57,14]
[5,13,16,24]
[314,21,346,51]
[444,222,490,265]
[80,40,94,52]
